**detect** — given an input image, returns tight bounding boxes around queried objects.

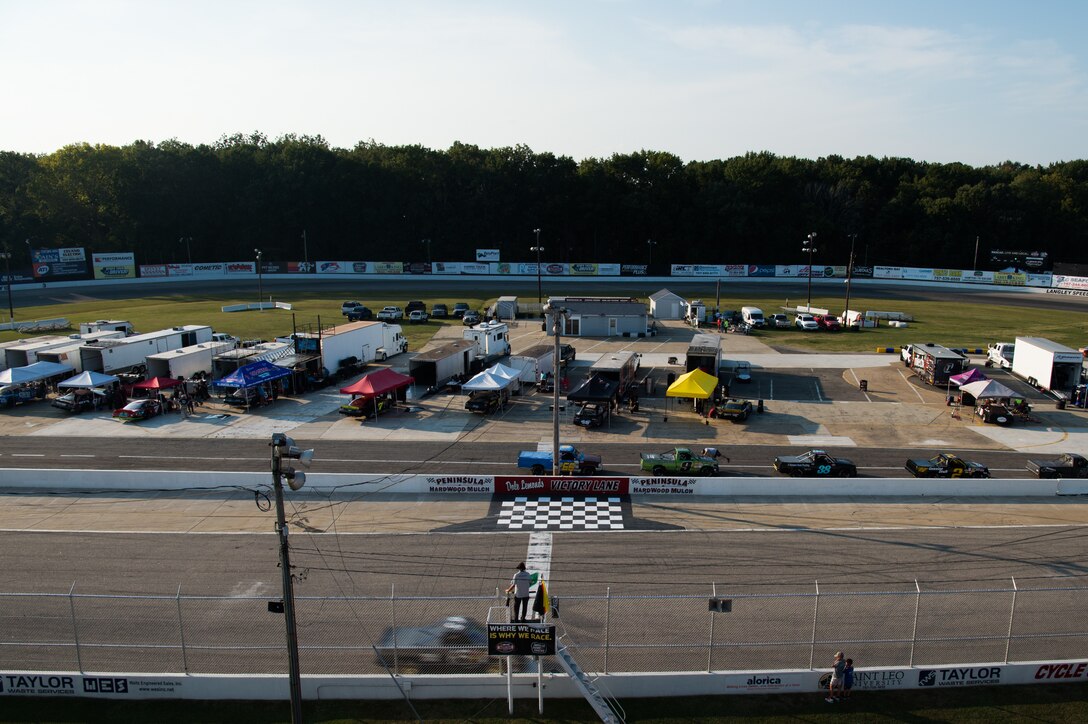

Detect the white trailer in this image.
[494,296,519,320]
[508,344,556,384]
[463,321,511,363]
[292,321,407,371]
[146,340,237,380]
[1012,337,1082,398]
[5,331,126,369]
[79,320,134,336]
[79,325,213,374]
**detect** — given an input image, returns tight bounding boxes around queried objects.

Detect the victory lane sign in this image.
[487,623,556,657]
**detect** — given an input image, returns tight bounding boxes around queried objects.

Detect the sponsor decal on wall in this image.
[92,252,136,280]
[874,266,903,279]
[190,263,225,276]
[722,264,748,277]
[901,267,934,281]
[476,249,500,262]
[961,270,994,283]
[724,673,805,692]
[139,265,167,278]
[374,262,403,274]
[620,264,647,276]
[543,262,567,275]
[166,264,193,276]
[426,476,493,493]
[918,667,1001,687]
[747,264,776,277]
[597,263,621,276]
[1052,274,1088,290]
[851,669,907,690]
[993,272,1027,286]
[225,261,256,275]
[850,265,874,278]
[1025,273,1052,287]
[487,623,556,656]
[1034,662,1088,680]
[494,476,629,495]
[630,477,697,495]
[569,263,598,275]
[287,261,314,274]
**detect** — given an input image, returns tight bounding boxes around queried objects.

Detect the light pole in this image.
[301,230,309,267]
[646,238,656,268]
[843,234,857,329]
[179,237,192,265]
[268,433,314,724]
[531,229,543,304]
[255,249,264,311]
[421,238,431,263]
[802,232,818,310]
[1,245,14,328]
[543,303,569,476]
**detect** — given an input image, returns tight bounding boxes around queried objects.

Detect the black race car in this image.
[905,453,990,478]
[573,402,607,428]
[773,449,857,477]
[465,390,504,414]
[710,398,753,422]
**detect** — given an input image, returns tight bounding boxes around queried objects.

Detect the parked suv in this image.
[341,301,364,315]
[795,313,819,331]
[377,306,403,321]
[452,303,471,318]
[408,309,429,324]
[432,303,449,319]
[405,301,427,315]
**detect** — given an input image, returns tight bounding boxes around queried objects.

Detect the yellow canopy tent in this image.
[666,368,718,399]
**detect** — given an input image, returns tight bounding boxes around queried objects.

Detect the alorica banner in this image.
[92,252,136,280]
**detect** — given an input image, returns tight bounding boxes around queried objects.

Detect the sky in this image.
[1,0,1086,165]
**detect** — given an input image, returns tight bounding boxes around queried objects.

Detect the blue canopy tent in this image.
[217,360,292,410]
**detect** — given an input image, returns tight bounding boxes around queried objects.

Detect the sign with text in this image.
[487,623,556,656]
[494,476,629,495]
[31,247,88,279]
[476,249,500,262]
[92,252,136,280]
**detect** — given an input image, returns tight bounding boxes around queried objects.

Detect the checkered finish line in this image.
[497,496,626,530]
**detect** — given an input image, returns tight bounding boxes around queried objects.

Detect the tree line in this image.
[1,133,1085,270]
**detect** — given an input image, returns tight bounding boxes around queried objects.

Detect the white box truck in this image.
[1012,337,1082,398]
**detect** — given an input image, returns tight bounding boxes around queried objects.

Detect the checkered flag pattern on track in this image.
[498,496,625,530]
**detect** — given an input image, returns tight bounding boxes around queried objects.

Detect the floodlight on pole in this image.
[801,233,817,309]
[255,249,264,312]
[531,229,543,304]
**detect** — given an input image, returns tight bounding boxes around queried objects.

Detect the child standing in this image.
[843,658,854,701]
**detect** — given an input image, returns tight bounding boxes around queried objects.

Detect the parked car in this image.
[431,303,449,319]
[462,311,482,326]
[338,395,392,418]
[770,313,791,328]
[341,301,364,315]
[113,398,163,421]
[0,384,41,408]
[376,306,404,321]
[773,449,857,477]
[345,306,373,321]
[373,616,491,672]
[465,390,504,414]
[905,453,990,478]
[815,315,841,331]
[452,302,471,318]
[795,314,820,331]
[52,388,106,414]
[709,398,753,422]
[573,402,607,429]
[408,309,429,324]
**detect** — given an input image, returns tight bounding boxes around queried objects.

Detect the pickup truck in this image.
[986,342,1015,369]
[640,447,720,476]
[517,444,602,476]
[376,306,403,321]
[905,453,990,478]
[1025,453,1088,479]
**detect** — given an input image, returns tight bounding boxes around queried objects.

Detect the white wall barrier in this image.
[3,660,1087,700]
[0,469,1061,497]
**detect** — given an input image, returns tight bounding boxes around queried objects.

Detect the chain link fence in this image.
[3,581,1086,677]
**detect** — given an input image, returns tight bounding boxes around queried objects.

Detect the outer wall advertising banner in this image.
[224,262,256,275]
[1052,275,1088,290]
[316,261,371,274]
[139,265,166,278]
[596,263,621,276]
[92,252,136,280]
[31,247,88,279]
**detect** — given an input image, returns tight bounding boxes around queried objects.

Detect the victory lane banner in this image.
[487,623,556,656]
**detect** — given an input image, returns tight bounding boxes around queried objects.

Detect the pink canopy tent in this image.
[132,376,183,390]
[949,368,988,387]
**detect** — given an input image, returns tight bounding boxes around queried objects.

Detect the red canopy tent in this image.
[340,368,414,397]
[340,368,414,421]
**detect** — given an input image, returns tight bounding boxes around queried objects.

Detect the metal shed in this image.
[648,289,686,320]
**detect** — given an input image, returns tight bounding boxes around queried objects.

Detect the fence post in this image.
[68,582,83,673]
[808,580,820,670]
[909,580,921,667]
[1004,577,1018,664]
[604,587,612,675]
[707,583,716,673]
[390,583,398,675]
[176,585,189,674]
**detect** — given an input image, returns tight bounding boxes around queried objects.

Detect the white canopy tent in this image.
[0,361,74,385]
[462,371,518,393]
[484,362,521,381]
[58,370,121,389]
[960,379,1019,400]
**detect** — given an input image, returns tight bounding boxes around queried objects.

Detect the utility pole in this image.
[255,249,264,311]
[301,230,309,267]
[973,235,980,271]
[1,245,14,328]
[269,434,314,724]
[531,229,543,304]
[544,304,567,476]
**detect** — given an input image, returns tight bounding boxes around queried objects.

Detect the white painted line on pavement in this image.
[899,368,927,403]
[813,375,823,402]
[848,369,872,402]
[11,454,45,457]
[60,454,96,458]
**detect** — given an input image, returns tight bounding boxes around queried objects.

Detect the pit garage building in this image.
[648,289,686,320]
[546,296,648,337]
